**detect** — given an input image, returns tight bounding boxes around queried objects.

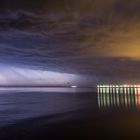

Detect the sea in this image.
[0,87,140,139]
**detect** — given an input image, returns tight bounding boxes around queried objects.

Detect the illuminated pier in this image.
[97,85,140,109]
[97,85,140,95]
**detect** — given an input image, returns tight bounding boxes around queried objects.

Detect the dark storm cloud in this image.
[0,0,140,84]
[0,11,39,29]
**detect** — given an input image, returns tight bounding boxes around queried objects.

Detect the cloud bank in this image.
[0,0,140,85]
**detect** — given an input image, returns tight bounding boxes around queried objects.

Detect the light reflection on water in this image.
[97,90,140,109]
[0,87,140,140]
[0,88,96,127]
[1,86,140,130]
[0,87,94,94]
[1,88,140,139]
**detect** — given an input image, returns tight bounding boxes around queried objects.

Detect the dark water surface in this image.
[0,88,140,140]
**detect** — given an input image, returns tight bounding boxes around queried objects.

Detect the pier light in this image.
[102,85,106,93]
[99,85,102,88]
[138,86,140,95]
[123,85,128,94]
[123,84,128,87]
[116,85,119,94]
[107,86,110,93]
[112,85,115,93]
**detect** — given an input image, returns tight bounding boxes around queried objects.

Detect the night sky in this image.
[0,0,140,86]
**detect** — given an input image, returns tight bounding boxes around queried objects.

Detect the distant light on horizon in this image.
[71,85,77,88]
